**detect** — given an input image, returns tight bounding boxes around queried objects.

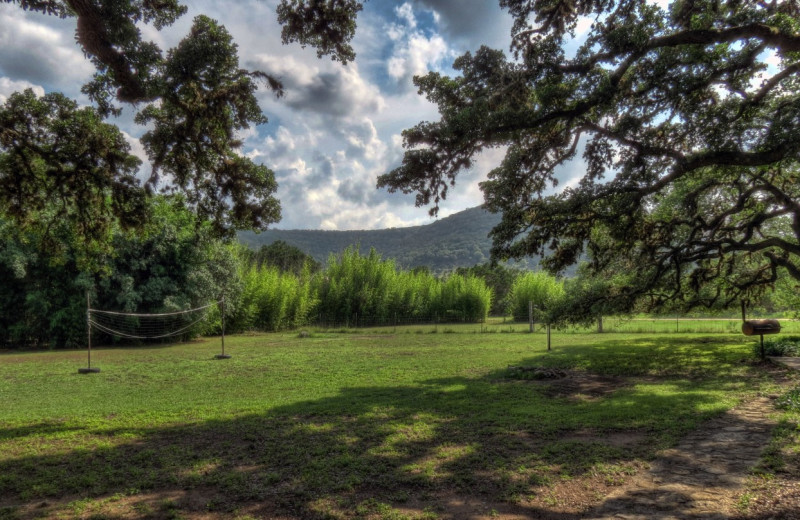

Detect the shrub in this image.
[757,336,800,357]
[776,387,800,412]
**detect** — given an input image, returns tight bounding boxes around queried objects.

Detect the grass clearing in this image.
[0,329,795,519]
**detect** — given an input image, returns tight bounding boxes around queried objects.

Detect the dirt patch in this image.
[737,475,800,519]
[537,371,630,401]
[562,428,648,449]
[501,367,631,401]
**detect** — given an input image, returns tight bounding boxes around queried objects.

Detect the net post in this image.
[529,301,533,333]
[215,295,231,360]
[547,323,551,351]
[79,289,100,374]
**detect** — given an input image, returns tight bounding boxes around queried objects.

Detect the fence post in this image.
[78,290,101,373]
[529,301,534,333]
[547,323,551,351]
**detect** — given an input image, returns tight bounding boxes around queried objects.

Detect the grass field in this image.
[1,329,798,519]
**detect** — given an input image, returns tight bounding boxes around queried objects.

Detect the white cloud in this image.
[384,4,454,87]
[0,0,504,232]
[395,3,417,29]
[0,77,44,104]
[387,33,451,82]
[252,54,385,118]
[0,5,92,90]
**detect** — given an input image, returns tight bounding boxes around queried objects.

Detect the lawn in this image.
[0,329,795,519]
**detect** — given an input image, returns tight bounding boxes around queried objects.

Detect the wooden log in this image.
[741,319,781,336]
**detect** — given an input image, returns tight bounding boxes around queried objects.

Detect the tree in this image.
[375,0,800,313]
[0,195,237,348]
[508,271,565,323]
[2,1,283,238]
[0,90,146,262]
[455,262,522,315]
[250,241,321,275]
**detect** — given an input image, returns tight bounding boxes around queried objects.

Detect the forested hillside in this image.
[238,206,539,273]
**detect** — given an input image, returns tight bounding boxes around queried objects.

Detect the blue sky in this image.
[0,1,546,230]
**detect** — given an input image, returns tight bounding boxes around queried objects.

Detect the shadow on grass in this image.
[0,422,85,442]
[513,335,762,376]
[0,336,788,519]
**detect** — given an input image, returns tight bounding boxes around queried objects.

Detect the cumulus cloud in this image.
[0,77,44,104]
[251,54,385,118]
[0,5,92,90]
[412,0,512,51]
[384,3,454,89]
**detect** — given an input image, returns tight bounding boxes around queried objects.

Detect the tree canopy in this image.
[2,0,283,240]
[4,0,800,314]
[374,0,800,311]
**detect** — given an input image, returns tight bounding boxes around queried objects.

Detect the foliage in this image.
[759,336,800,357]
[0,219,92,348]
[276,0,363,63]
[437,272,493,322]
[230,251,316,332]
[508,271,565,322]
[0,197,236,348]
[310,246,492,326]
[3,0,282,237]
[94,196,239,341]
[375,0,800,316]
[456,262,523,315]
[0,90,146,261]
[135,15,281,234]
[248,240,321,275]
[776,387,800,412]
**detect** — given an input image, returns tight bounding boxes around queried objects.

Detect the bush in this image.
[508,271,565,322]
[776,387,800,412]
[757,336,800,357]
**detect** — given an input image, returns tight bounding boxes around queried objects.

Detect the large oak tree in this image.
[5,0,800,312]
[1,0,283,243]
[375,0,800,310]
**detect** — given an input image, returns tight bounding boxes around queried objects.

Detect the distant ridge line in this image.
[238,206,540,274]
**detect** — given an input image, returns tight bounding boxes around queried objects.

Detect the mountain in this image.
[238,206,540,273]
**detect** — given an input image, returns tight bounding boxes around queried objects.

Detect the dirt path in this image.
[584,396,777,520]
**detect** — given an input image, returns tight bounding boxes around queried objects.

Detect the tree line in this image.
[0,197,493,348]
[4,194,799,349]
[4,1,799,331]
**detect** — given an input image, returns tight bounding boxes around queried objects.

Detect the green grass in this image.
[361,316,800,335]
[0,330,791,518]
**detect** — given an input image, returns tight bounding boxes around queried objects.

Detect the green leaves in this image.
[6,1,286,240]
[276,0,363,64]
[0,89,147,263]
[135,15,281,236]
[381,0,800,317]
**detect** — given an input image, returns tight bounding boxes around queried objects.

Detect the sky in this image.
[0,0,580,231]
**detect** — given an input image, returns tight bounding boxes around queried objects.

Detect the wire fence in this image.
[307,313,800,335]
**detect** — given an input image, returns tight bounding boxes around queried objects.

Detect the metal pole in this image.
[529,301,534,333]
[87,290,91,368]
[79,290,100,373]
[547,323,551,351]
[215,296,231,359]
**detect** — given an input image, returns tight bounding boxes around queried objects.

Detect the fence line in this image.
[307,313,800,335]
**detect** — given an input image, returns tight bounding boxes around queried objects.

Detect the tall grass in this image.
[229,246,494,332]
